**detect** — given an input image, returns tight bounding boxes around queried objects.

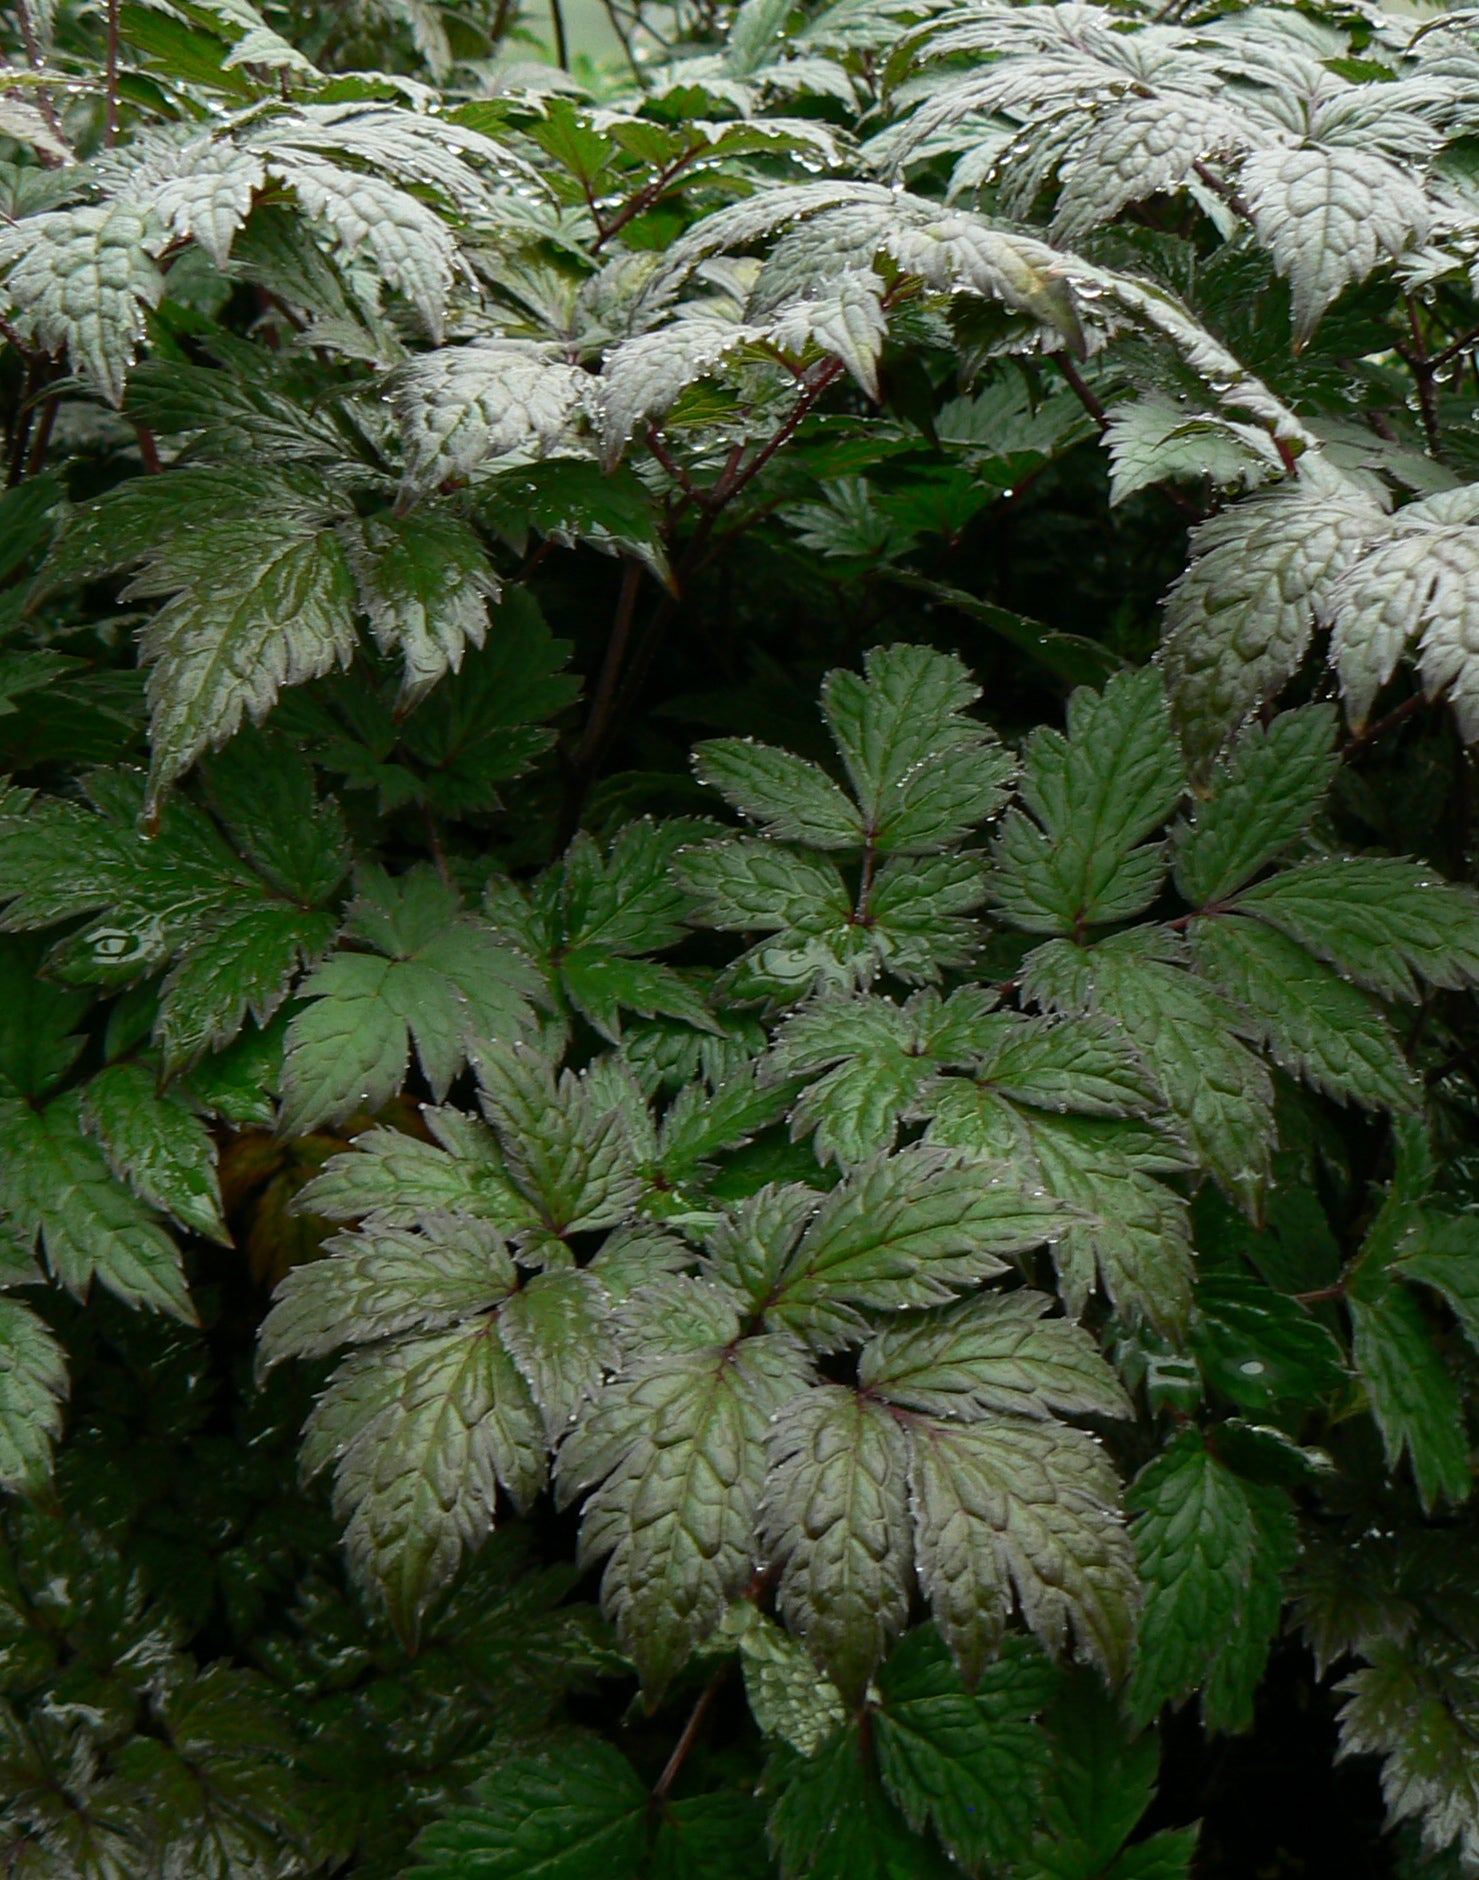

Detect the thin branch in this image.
[489,0,516,46]
[602,0,647,83]
[23,392,58,478]
[560,556,645,840]
[1430,323,1479,371]
[549,0,570,69]
[652,1667,727,1805]
[131,422,163,475]
[1344,689,1428,756]
[591,145,706,252]
[1051,354,1107,431]
[1401,296,1445,460]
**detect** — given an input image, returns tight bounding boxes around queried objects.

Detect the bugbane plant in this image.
[9,0,1479,1872]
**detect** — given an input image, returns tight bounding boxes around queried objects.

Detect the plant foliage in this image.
[7,0,1479,1872]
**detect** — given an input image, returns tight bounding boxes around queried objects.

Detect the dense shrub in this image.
[7,0,1479,1872]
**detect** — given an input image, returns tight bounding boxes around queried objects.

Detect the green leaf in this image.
[137,493,359,812]
[1190,1271,1347,1412]
[694,740,864,850]
[1200,1481,1296,1735]
[559,1333,807,1690]
[294,1113,529,1231]
[1126,1431,1290,1725]
[766,1727,959,1880]
[991,669,1185,935]
[0,1298,67,1495]
[1173,706,1339,906]
[476,1044,642,1253]
[280,867,543,1135]
[906,1413,1138,1686]
[763,1386,913,1701]
[0,935,89,1101]
[0,1094,193,1321]
[1029,933,1274,1212]
[924,1089,1194,1335]
[1031,1673,1164,1878]
[1396,1213,1479,1356]
[343,507,500,707]
[771,988,1005,1165]
[1189,915,1416,1112]
[259,1215,518,1370]
[731,1607,848,1756]
[407,1738,648,1880]
[1349,1282,1470,1512]
[820,643,1014,854]
[80,1060,228,1244]
[498,1267,615,1440]
[765,1146,1070,1350]
[652,1792,773,1880]
[1159,472,1382,770]
[1336,1643,1479,1873]
[872,1628,1058,1870]
[1232,860,1479,1002]
[678,839,852,938]
[303,1320,545,1643]
[859,1292,1132,1423]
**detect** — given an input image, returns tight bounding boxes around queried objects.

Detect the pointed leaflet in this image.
[769,988,1004,1165]
[763,1386,913,1701]
[342,508,499,707]
[258,1215,518,1370]
[764,1145,1071,1350]
[0,203,165,405]
[1191,1271,1347,1414]
[1026,933,1274,1213]
[766,1726,960,1880]
[394,340,593,493]
[1395,1213,1479,1358]
[476,1044,642,1250]
[1336,1643,1479,1873]
[1173,705,1339,906]
[1348,1278,1470,1512]
[991,668,1185,934]
[1159,469,1384,767]
[1189,916,1415,1113]
[558,1327,808,1689]
[1102,395,1283,506]
[0,1094,193,1321]
[0,762,339,1029]
[292,1113,531,1232]
[819,644,1014,853]
[498,1267,615,1439]
[904,1412,1137,1687]
[0,1299,67,1495]
[1231,860,1479,1002]
[1125,1431,1293,1725]
[859,1293,1132,1424]
[302,1320,544,1643]
[871,1630,1058,1873]
[927,1088,1195,1336]
[406,1738,649,1880]
[693,740,864,851]
[80,1062,228,1244]
[134,490,361,813]
[730,1607,847,1756]
[1240,144,1431,345]
[1319,490,1479,739]
[280,868,542,1135]
[1201,1482,1297,1735]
